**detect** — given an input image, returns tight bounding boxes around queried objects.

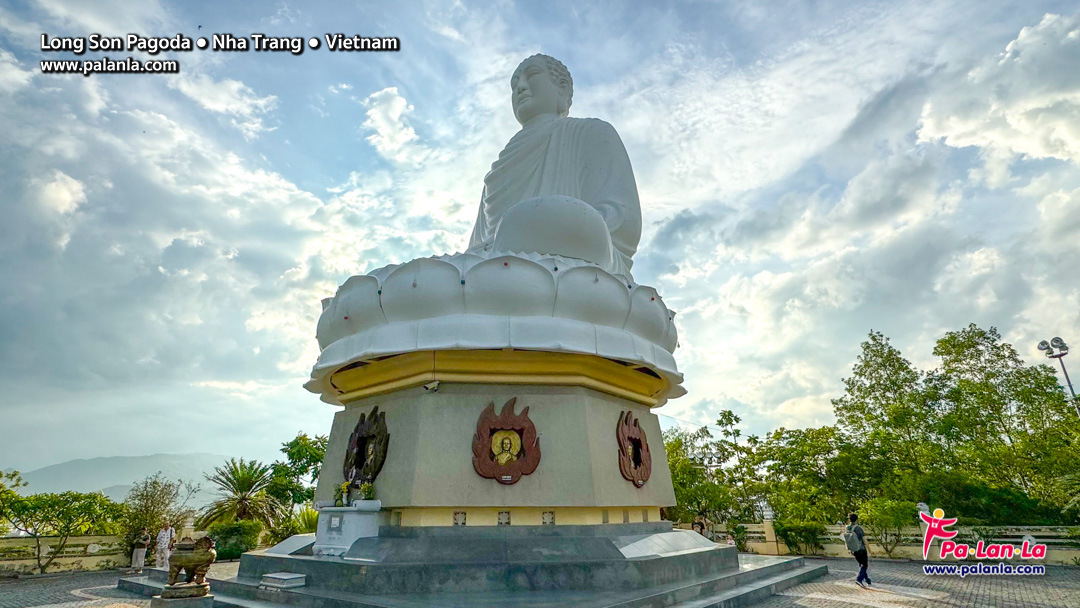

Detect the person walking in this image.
[130,527,151,573]
[155,522,176,570]
[845,512,871,587]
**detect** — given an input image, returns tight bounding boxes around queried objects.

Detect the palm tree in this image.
[197,458,282,528]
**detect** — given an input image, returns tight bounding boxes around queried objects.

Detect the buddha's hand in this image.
[593,200,624,232]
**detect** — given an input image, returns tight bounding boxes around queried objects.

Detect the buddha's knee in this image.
[494,196,614,268]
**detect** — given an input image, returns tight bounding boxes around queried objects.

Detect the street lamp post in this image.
[1038,337,1080,418]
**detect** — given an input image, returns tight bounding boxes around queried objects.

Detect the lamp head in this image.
[1038,340,1052,355]
[1050,337,1068,352]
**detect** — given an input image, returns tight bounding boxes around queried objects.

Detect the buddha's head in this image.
[511,54,573,125]
[500,437,513,453]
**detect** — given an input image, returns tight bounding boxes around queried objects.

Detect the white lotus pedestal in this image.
[312,500,381,557]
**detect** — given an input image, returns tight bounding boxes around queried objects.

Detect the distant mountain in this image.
[17,453,235,508]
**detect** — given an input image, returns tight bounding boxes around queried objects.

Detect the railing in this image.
[701,522,1080,566]
[0,535,128,575]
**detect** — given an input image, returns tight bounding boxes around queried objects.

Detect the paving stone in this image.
[0,558,1076,608]
[755,558,1080,608]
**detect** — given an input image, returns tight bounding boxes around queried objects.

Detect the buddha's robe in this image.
[467,116,642,279]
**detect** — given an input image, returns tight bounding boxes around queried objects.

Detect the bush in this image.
[1063,527,1080,549]
[859,498,917,558]
[207,520,262,560]
[264,506,321,546]
[265,518,299,547]
[296,506,318,533]
[727,522,750,552]
[772,520,825,555]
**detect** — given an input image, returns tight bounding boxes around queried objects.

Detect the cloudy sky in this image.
[1,0,1078,471]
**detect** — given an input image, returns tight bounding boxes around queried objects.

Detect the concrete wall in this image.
[315,383,676,512]
[712,522,1080,567]
[0,535,128,575]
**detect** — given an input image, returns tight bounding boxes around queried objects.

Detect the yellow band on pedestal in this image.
[328,350,668,406]
[388,506,662,527]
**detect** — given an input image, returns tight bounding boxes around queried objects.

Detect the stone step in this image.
[119,557,827,608]
[669,564,828,608]
[609,557,815,608]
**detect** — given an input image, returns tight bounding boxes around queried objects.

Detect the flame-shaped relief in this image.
[617,410,651,487]
[472,398,541,485]
[343,406,389,486]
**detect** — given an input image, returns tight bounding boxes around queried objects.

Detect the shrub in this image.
[860,498,917,558]
[207,520,262,560]
[264,505,321,546]
[727,522,750,552]
[772,520,825,555]
[264,518,299,547]
[1064,527,1080,549]
[296,506,318,533]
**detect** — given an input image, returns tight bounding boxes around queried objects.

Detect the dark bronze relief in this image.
[617,410,651,487]
[343,405,389,486]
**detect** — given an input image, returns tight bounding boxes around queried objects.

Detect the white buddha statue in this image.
[467,54,642,280]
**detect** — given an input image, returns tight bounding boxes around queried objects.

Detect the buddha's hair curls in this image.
[512,54,573,115]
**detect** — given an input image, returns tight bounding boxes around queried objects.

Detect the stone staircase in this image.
[119,553,826,608]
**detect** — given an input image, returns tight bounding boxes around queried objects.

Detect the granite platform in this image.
[119,523,827,607]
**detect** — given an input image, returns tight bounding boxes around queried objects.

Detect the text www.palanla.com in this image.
[923,562,1045,577]
[40,56,179,76]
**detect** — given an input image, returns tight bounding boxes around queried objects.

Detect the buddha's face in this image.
[501,438,512,453]
[511,57,566,125]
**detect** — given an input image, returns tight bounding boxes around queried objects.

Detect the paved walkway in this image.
[0,559,1075,608]
[759,558,1080,608]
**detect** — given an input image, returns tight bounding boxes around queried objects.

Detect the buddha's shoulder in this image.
[561,116,617,131]
[558,117,623,142]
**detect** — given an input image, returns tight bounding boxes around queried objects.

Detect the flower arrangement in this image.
[358,482,376,501]
[334,481,351,506]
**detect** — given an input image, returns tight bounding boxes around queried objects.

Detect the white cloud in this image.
[169,73,278,139]
[1036,186,1080,246]
[361,87,427,164]
[0,48,33,94]
[37,170,85,215]
[2,0,1080,469]
[34,0,168,37]
[920,13,1080,166]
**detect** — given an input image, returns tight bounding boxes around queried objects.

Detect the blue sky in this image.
[1,0,1078,470]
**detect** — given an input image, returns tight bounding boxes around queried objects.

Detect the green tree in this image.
[1066,473,1080,515]
[931,324,1080,505]
[832,331,940,475]
[266,433,328,510]
[0,472,124,573]
[662,324,1080,530]
[198,458,282,529]
[663,427,727,524]
[708,411,765,523]
[121,473,198,556]
[860,497,916,558]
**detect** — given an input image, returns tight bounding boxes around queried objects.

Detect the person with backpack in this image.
[845,512,871,587]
